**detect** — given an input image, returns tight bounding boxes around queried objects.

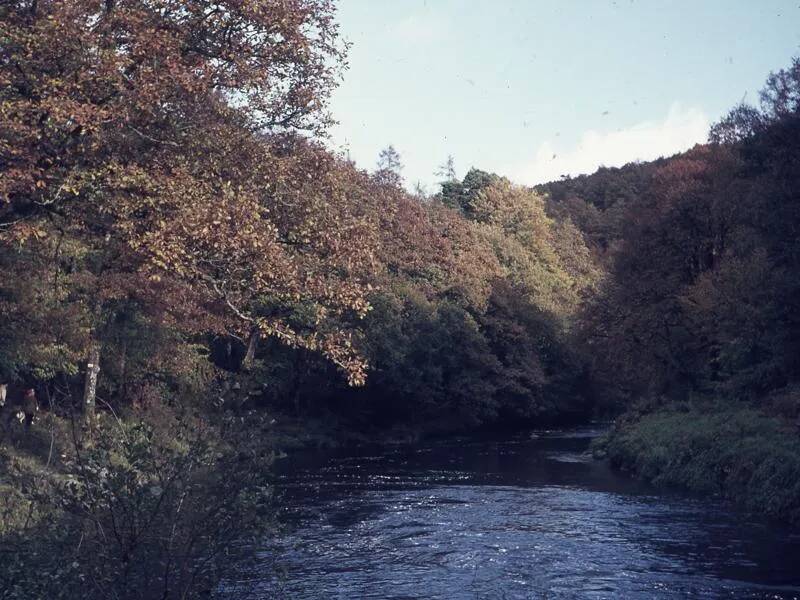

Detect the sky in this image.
[325,0,800,191]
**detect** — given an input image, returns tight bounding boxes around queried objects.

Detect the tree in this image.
[470,179,599,320]
[438,168,497,213]
[412,181,429,200]
[435,155,457,182]
[0,0,376,411]
[375,145,403,186]
[708,56,800,392]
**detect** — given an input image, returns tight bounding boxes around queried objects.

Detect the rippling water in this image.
[221,429,800,599]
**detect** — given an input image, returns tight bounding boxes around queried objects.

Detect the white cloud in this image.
[507,103,710,185]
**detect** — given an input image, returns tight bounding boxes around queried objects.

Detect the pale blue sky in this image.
[327,0,800,190]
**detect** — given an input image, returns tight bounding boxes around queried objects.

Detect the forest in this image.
[1,1,799,598]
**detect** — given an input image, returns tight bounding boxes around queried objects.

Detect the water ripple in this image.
[220,430,800,599]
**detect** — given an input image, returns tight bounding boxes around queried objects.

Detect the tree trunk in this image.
[291,352,306,416]
[83,343,101,424]
[224,338,233,370]
[118,342,128,402]
[241,328,260,371]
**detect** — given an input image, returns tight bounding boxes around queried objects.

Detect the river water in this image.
[222,428,800,599]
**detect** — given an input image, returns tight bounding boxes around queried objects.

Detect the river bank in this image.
[594,403,800,526]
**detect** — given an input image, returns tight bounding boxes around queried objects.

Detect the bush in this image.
[0,414,275,600]
[602,404,800,523]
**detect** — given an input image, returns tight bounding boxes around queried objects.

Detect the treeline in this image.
[0,2,599,436]
[3,0,800,593]
[542,58,800,522]
[0,3,598,596]
[541,57,800,416]
[261,171,601,433]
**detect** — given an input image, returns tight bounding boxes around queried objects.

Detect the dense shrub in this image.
[0,412,274,600]
[601,404,800,524]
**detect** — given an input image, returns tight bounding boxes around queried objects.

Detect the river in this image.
[221,428,800,599]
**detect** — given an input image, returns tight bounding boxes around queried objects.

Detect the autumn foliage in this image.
[4,0,800,594]
[546,58,800,416]
[1,0,378,389]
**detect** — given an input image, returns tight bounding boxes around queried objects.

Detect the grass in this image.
[597,403,800,524]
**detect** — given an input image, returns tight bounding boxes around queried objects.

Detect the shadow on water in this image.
[219,428,800,599]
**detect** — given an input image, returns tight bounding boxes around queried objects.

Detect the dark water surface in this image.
[222,429,800,599]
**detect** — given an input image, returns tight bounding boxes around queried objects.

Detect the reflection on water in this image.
[221,429,800,599]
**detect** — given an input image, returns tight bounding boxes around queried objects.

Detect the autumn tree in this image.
[0,0,377,420]
[298,169,599,430]
[708,57,800,394]
[579,55,800,410]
